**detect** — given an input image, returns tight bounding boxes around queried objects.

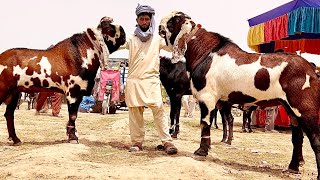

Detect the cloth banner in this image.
[274,105,290,127]
[275,39,320,54]
[247,23,265,47]
[288,7,320,35]
[264,14,288,43]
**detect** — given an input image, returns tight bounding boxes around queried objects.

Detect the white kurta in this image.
[121,34,170,107]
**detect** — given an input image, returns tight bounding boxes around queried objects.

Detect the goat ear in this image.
[190,21,196,28]
[172,33,187,63]
[172,20,193,63]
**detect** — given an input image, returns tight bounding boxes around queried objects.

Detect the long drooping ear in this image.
[95,16,115,70]
[89,27,110,70]
[172,20,193,63]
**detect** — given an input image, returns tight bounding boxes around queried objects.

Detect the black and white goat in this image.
[160,56,234,144]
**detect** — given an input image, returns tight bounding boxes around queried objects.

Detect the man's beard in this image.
[139,25,149,32]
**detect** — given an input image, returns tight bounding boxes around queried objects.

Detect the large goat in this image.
[159,56,234,144]
[0,17,126,145]
[159,11,320,178]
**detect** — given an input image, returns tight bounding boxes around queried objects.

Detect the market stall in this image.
[248,0,320,54]
[247,0,320,128]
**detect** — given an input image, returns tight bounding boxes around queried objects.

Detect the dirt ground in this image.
[0,102,318,179]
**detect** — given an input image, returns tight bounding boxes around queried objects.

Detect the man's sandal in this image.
[164,142,178,155]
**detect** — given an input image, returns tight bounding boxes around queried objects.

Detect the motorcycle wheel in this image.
[109,104,117,114]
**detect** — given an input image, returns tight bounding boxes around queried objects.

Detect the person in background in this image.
[161,85,169,106]
[182,95,196,118]
[92,67,101,101]
[264,106,278,131]
[36,92,63,117]
[119,4,178,154]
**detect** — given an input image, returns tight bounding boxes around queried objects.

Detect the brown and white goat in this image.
[0,17,126,145]
[159,11,320,178]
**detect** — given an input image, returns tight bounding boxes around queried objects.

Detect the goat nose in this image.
[159,29,166,37]
[160,32,166,38]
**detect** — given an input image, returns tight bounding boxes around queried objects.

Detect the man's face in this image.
[136,14,151,31]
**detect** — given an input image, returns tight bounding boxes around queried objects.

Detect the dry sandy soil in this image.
[0,102,318,179]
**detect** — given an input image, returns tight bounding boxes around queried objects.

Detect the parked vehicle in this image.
[98,58,128,114]
[102,79,114,114]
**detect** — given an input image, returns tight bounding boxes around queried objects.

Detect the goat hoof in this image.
[171,131,178,138]
[194,148,208,156]
[69,140,79,144]
[12,142,22,146]
[9,137,22,145]
[68,139,79,144]
[171,134,177,138]
[282,168,301,174]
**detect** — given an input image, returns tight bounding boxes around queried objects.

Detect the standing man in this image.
[182,95,196,118]
[120,4,177,154]
[35,92,63,117]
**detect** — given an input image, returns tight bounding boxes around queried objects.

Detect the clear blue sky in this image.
[0,0,291,58]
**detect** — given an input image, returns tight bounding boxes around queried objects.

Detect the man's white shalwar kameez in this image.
[121,34,172,145]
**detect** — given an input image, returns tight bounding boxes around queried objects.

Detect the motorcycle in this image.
[98,59,127,114]
[102,79,116,114]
